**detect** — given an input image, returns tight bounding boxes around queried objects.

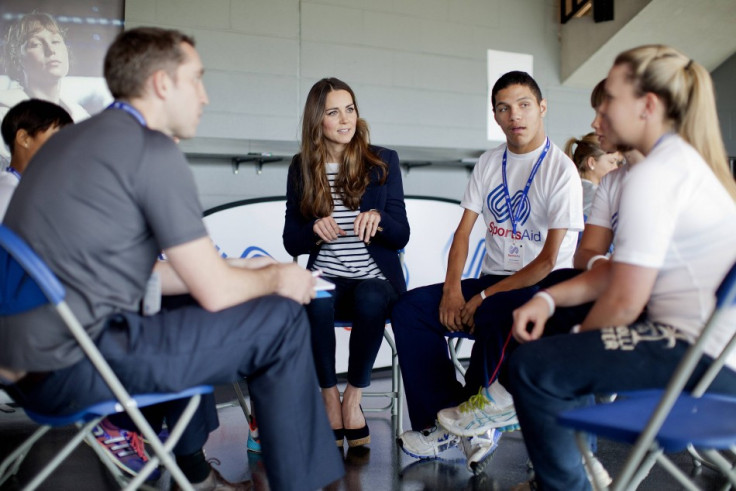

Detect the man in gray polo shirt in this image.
[0,27,343,491]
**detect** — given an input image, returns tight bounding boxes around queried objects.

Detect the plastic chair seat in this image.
[559,391,736,453]
[25,385,213,427]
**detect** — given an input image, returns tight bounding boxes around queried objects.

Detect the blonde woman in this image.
[508,46,736,490]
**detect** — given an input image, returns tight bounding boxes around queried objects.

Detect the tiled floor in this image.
[0,375,730,490]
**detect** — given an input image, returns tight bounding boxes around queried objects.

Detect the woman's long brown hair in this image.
[298,77,387,218]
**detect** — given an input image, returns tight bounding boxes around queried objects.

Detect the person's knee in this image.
[507,343,546,401]
[391,283,440,325]
[354,281,393,317]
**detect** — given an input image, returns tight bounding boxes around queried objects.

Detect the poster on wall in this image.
[0,0,124,164]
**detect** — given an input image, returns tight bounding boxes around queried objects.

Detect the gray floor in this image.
[0,374,731,490]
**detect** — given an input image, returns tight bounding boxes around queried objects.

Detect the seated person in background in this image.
[392,71,583,468]
[0,27,343,490]
[564,132,621,219]
[0,98,72,217]
[508,45,736,490]
[283,77,409,448]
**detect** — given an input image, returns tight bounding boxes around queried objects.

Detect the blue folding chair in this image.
[558,260,736,490]
[0,225,212,491]
[447,331,474,379]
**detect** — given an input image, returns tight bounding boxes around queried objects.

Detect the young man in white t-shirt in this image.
[392,71,583,466]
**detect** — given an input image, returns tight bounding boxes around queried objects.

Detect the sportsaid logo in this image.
[486,184,531,226]
[486,184,542,242]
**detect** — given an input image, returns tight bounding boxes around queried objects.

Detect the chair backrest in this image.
[0,226,65,315]
[202,195,488,289]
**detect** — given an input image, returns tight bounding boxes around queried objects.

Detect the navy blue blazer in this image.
[283,146,410,294]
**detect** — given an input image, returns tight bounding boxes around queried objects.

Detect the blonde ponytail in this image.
[614,45,736,202]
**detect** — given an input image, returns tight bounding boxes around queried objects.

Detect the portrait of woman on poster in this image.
[0,12,89,163]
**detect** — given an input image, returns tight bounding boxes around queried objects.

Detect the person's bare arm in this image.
[440,209,478,332]
[512,262,611,342]
[154,253,278,296]
[573,224,612,270]
[580,262,655,331]
[161,236,315,311]
[461,228,568,330]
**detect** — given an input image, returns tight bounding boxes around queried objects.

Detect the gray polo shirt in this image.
[1,108,207,371]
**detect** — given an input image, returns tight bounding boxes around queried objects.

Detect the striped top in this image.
[314,163,386,280]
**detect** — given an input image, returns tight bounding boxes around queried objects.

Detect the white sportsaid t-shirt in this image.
[461,139,584,275]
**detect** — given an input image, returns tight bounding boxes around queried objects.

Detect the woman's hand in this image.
[313,216,346,243]
[512,296,551,343]
[354,209,381,243]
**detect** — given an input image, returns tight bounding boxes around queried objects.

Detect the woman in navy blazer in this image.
[284,78,409,448]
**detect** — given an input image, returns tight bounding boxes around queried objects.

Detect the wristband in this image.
[586,254,608,271]
[534,290,555,316]
[479,289,487,300]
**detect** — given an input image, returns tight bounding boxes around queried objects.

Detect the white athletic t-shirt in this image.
[613,134,736,369]
[462,140,584,275]
[0,167,20,219]
[587,163,629,237]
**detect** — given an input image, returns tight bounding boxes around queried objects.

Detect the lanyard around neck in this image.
[501,138,550,235]
[107,101,147,127]
[5,166,21,181]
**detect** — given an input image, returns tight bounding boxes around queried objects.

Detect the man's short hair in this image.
[1,99,73,155]
[104,27,195,100]
[491,71,543,109]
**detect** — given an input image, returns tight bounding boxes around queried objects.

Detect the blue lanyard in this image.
[5,166,21,181]
[501,138,550,235]
[107,101,147,127]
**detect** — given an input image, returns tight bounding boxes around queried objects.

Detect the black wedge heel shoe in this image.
[334,428,345,447]
[344,406,370,447]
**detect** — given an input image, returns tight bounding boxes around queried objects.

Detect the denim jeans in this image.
[8,295,344,491]
[392,269,586,431]
[306,277,398,388]
[508,322,736,491]
[391,274,509,430]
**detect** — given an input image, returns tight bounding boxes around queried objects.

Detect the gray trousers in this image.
[9,295,344,491]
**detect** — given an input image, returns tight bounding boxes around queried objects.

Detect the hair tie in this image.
[685,59,693,70]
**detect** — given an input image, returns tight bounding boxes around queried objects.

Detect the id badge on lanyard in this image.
[503,236,522,271]
[500,138,549,272]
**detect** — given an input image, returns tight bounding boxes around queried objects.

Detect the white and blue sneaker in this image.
[461,429,502,475]
[398,423,460,460]
[438,381,520,437]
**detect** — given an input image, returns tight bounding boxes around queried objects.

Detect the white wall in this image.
[124,0,596,210]
[712,52,736,158]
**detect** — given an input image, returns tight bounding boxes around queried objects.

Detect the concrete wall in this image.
[124,0,597,210]
[712,52,736,158]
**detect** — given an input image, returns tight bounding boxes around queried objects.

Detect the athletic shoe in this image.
[246,417,262,454]
[437,382,520,436]
[460,429,502,475]
[397,423,460,460]
[173,465,253,490]
[519,454,611,489]
[90,418,161,481]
